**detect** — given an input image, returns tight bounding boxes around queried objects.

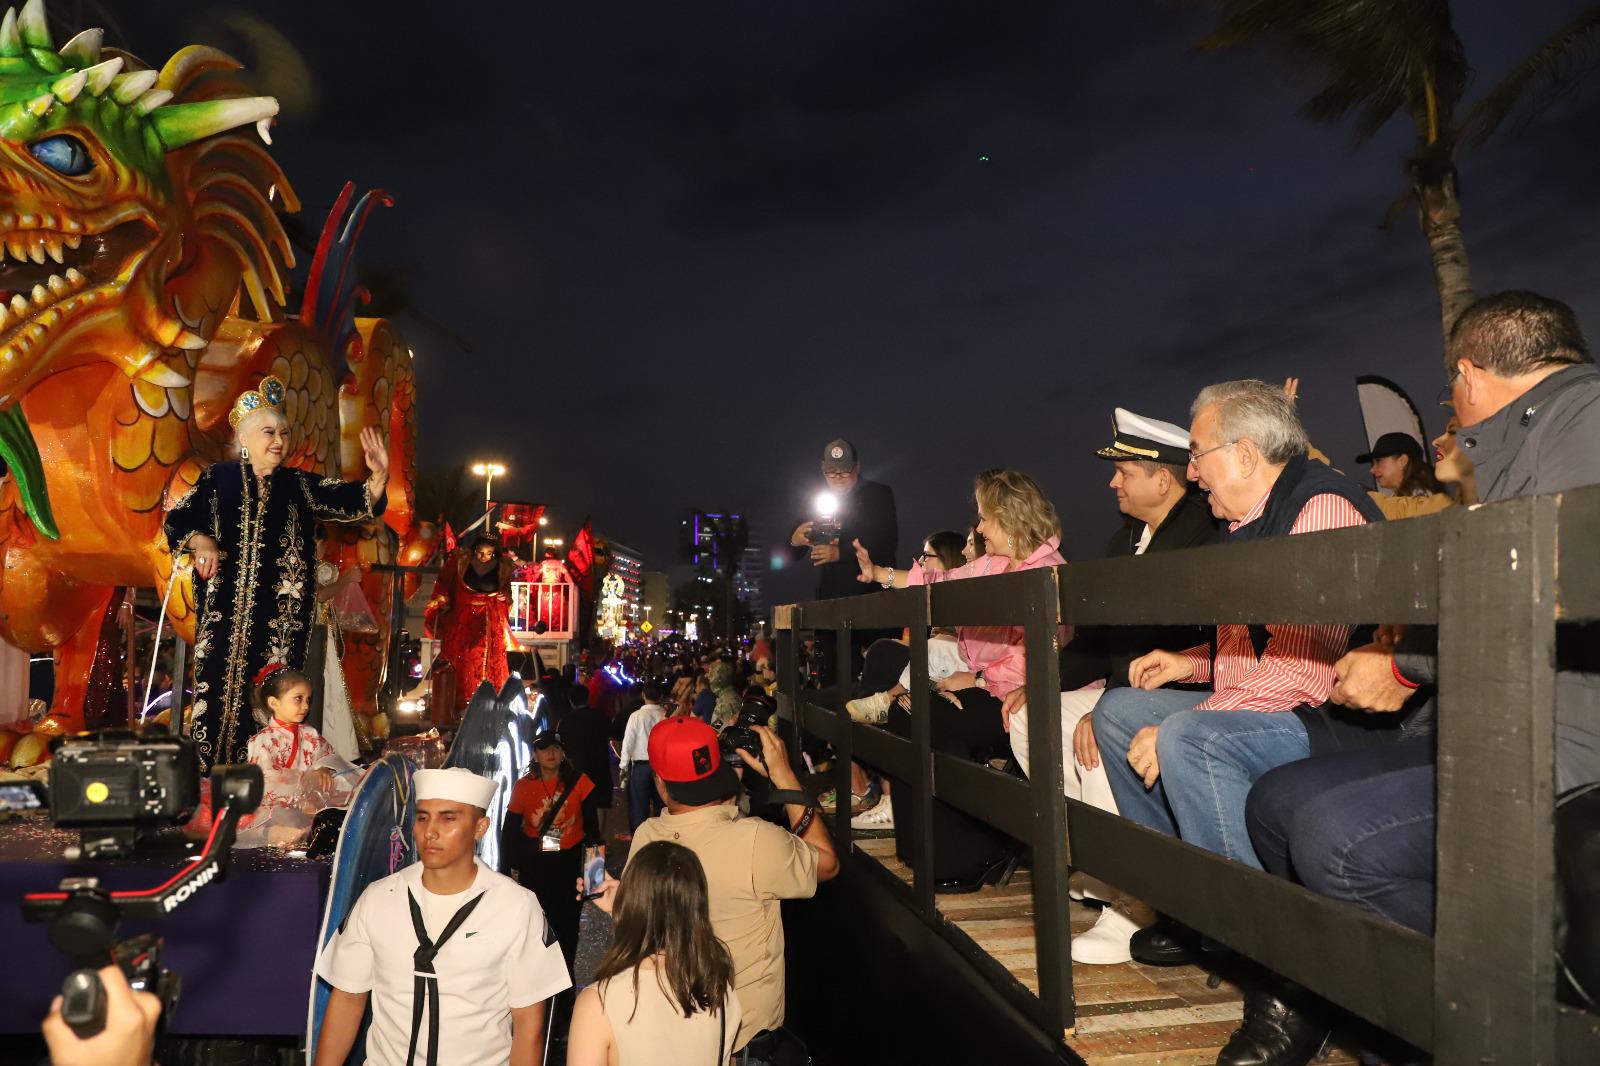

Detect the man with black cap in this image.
[628,718,838,1064]
[789,438,897,601]
[314,767,571,1066]
[1003,407,1218,963]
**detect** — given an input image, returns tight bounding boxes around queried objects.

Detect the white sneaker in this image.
[846,691,894,724]
[851,798,895,830]
[1071,905,1141,965]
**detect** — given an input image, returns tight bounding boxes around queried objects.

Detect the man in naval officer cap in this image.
[1002,406,1218,965]
[314,767,571,1066]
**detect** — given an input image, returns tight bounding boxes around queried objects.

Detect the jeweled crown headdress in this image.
[228,375,286,429]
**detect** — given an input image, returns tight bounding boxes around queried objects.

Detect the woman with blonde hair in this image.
[853,468,1066,892]
[165,375,388,770]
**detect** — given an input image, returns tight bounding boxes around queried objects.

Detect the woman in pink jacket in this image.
[853,468,1066,892]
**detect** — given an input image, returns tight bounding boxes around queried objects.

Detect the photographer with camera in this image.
[789,439,897,602]
[627,717,837,1065]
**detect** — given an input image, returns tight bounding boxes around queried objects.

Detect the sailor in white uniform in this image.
[313,767,572,1066]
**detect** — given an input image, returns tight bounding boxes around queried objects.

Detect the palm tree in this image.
[1192,1,1600,344]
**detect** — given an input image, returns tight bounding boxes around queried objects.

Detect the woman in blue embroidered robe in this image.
[164,378,390,770]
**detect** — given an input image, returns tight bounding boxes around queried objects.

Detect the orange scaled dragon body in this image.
[0,1,429,763]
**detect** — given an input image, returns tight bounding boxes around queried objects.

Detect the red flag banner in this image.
[565,519,595,594]
[494,501,545,554]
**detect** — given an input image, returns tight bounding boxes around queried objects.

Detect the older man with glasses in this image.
[1089,381,1384,981]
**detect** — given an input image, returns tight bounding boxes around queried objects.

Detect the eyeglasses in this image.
[1436,371,1461,407]
[1187,440,1237,465]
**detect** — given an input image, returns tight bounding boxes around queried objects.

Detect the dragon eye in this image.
[28,134,93,176]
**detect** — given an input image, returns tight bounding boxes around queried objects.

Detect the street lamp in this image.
[470,462,505,511]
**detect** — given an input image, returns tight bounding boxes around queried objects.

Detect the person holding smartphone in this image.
[569,842,742,1066]
[502,733,598,977]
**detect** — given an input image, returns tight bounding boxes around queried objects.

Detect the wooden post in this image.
[1433,497,1558,1063]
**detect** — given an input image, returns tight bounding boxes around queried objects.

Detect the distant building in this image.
[683,511,745,575]
[602,538,644,631]
[736,537,767,621]
[641,570,670,637]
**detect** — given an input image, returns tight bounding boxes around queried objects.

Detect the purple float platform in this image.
[0,812,328,1036]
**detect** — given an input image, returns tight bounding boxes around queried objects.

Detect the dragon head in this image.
[0,0,295,538]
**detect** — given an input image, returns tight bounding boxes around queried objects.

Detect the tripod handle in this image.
[60,968,106,1039]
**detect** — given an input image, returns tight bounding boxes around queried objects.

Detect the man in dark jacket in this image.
[1237,291,1600,1065]
[788,439,898,601]
[1005,406,1221,964]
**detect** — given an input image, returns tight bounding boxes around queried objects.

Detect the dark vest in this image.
[1222,453,1393,756]
[1223,453,1384,658]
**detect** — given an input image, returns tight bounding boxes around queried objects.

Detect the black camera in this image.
[50,731,203,858]
[719,699,772,767]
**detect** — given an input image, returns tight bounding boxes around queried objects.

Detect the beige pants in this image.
[1011,688,1152,914]
[1008,688,1119,813]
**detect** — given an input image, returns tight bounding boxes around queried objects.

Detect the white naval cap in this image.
[1096,407,1191,467]
[415,767,498,809]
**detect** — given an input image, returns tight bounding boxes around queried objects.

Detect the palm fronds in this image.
[1459,4,1600,148]
[1193,0,1468,145]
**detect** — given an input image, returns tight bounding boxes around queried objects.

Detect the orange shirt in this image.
[507,772,594,851]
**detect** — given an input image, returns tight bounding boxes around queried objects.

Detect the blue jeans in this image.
[1092,687,1310,868]
[627,761,660,831]
[1246,737,1436,933]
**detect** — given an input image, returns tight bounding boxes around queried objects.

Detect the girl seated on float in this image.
[238,665,361,846]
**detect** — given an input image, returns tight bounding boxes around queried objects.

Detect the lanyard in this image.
[405,889,486,1066]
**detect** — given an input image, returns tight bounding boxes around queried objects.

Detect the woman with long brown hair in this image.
[567,841,742,1065]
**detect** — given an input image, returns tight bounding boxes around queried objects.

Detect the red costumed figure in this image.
[424,535,516,723]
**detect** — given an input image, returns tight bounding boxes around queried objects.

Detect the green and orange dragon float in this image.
[0,0,432,766]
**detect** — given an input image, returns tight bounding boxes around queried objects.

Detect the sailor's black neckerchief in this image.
[405,889,487,1066]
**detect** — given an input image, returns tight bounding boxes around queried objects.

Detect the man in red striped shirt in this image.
[1092,380,1383,877]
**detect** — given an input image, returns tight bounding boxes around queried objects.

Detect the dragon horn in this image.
[0,10,19,58]
[57,26,100,67]
[79,56,121,96]
[135,360,191,388]
[17,0,47,51]
[49,68,83,102]
[110,69,156,104]
[149,96,278,150]
[131,89,171,116]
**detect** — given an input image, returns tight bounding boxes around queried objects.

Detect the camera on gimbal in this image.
[49,731,203,859]
[20,731,263,1039]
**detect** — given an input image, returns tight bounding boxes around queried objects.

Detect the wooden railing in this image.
[775,486,1600,1063]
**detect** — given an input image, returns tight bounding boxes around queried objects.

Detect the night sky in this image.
[110,1,1600,608]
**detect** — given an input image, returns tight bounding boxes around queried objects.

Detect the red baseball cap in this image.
[647,717,738,805]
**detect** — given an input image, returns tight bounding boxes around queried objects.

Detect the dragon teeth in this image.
[26,240,43,265]
[64,267,84,285]
[8,294,24,316]
[46,273,66,296]
[0,305,10,330]
[64,234,80,250]
[5,236,24,262]
[29,284,46,304]
[43,234,62,264]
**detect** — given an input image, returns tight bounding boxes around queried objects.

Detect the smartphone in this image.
[580,843,606,901]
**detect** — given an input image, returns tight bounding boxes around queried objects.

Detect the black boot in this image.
[1216,980,1329,1066]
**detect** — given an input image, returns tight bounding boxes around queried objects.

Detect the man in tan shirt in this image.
[627,716,839,1064]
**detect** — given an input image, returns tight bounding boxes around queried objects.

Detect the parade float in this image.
[0,0,427,767]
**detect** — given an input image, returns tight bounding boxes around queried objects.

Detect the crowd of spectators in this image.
[802,290,1600,1066]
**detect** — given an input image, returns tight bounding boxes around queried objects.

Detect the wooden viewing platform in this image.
[850,831,1366,1064]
